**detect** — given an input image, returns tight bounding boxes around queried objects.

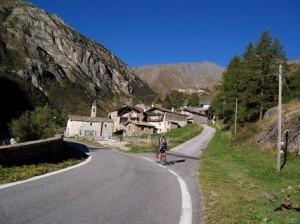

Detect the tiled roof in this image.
[147,106,187,117]
[124,121,157,128]
[68,115,113,123]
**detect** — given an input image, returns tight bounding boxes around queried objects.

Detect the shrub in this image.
[10,107,64,142]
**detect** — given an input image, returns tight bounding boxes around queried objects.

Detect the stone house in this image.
[180,107,208,124]
[199,100,210,115]
[145,106,187,133]
[108,105,145,133]
[65,101,113,140]
[124,121,157,136]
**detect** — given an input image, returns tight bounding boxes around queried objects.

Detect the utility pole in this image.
[234,98,238,135]
[277,64,282,171]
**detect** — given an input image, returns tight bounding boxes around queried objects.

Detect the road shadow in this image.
[166,151,199,160]
[162,159,186,166]
[64,141,90,157]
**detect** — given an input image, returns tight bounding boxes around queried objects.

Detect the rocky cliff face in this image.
[256,104,300,153]
[134,62,224,94]
[0,0,153,110]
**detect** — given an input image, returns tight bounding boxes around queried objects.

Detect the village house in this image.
[65,101,113,140]
[145,106,187,133]
[108,105,145,133]
[124,121,157,136]
[199,100,210,111]
[180,107,208,124]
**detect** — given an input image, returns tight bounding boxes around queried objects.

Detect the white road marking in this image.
[141,156,192,224]
[168,169,193,224]
[141,157,167,168]
[0,156,92,190]
[141,157,155,162]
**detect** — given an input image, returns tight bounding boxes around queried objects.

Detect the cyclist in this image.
[157,134,167,163]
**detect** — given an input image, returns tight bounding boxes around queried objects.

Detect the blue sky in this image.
[29,0,300,68]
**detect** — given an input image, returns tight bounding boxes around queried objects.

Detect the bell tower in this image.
[91,100,97,118]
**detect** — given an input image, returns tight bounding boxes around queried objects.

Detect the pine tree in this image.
[211,30,287,127]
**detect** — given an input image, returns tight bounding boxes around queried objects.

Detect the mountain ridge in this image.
[0,0,154,107]
[0,0,155,137]
[134,61,224,94]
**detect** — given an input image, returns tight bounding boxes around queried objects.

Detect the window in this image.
[93,108,95,112]
[84,130,95,137]
[141,127,144,131]
[90,122,92,126]
[104,124,107,128]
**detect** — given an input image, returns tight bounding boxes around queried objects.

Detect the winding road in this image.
[0,125,215,224]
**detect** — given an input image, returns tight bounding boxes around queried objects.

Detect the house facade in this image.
[124,121,157,136]
[146,106,187,133]
[180,107,208,124]
[65,101,113,140]
[108,105,145,133]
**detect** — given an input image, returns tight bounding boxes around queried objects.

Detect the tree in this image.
[10,107,64,142]
[188,93,200,107]
[212,31,287,127]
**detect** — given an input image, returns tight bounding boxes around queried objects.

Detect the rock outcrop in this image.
[256,106,300,153]
[0,0,153,107]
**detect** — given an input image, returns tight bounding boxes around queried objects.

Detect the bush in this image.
[10,107,65,142]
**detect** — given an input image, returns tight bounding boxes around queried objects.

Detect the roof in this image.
[124,121,157,128]
[181,107,209,116]
[145,111,161,116]
[68,115,113,123]
[147,106,187,117]
[199,100,211,105]
[116,105,144,116]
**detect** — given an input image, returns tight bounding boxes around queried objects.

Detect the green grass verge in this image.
[128,124,203,153]
[0,159,83,184]
[199,130,300,224]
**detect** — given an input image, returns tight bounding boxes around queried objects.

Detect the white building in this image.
[65,101,114,140]
[145,106,187,133]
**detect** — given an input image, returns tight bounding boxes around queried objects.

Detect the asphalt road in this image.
[141,124,216,224]
[0,125,215,224]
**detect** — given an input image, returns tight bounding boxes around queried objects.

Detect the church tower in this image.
[91,100,97,118]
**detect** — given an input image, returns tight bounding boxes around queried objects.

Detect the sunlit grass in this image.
[0,159,83,184]
[200,130,300,224]
[128,124,203,153]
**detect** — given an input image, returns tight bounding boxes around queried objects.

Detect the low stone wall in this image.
[0,136,87,167]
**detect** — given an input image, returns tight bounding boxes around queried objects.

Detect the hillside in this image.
[0,0,155,137]
[134,62,224,94]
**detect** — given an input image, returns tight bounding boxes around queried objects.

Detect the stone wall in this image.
[0,136,86,167]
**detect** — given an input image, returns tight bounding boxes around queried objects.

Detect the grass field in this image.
[199,130,300,224]
[129,124,203,153]
[0,159,83,184]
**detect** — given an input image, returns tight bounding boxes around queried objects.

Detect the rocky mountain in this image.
[134,62,224,95]
[0,0,155,138]
[0,0,154,113]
